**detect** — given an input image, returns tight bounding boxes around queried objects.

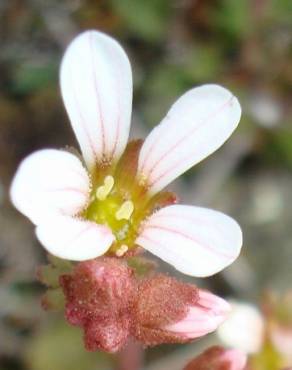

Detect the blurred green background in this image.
[0,1,291,369]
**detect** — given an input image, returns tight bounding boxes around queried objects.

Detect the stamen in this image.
[96,176,114,201]
[116,244,128,257]
[139,173,148,187]
[115,200,134,220]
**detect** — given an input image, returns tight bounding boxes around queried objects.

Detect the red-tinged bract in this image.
[60,262,231,351]
[131,275,230,346]
[131,274,198,346]
[60,257,136,352]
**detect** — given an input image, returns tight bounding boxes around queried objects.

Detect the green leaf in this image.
[109,0,171,42]
[37,265,61,288]
[41,288,65,311]
[37,255,73,288]
[265,128,292,168]
[25,319,113,370]
[183,45,222,82]
[12,62,57,94]
[212,0,251,41]
[47,254,73,271]
[142,64,187,125]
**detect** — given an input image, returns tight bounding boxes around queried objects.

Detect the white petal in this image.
[60,30,133,170]
[36,216,115,261]
[138,84,241,194]
[218,301,264,354]
[136,205,242,277]
[10,149,90,225]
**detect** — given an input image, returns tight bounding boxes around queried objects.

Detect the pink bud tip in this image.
[131,274,199,346]
[131,275,230,346]
[165,289,231,339]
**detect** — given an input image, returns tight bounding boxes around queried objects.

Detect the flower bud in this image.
[165,289,231,339]
[131,274,229,346]
[60,257,136,352]
[183,346,247,370]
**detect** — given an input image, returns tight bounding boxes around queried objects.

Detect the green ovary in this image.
[84,176,139,256]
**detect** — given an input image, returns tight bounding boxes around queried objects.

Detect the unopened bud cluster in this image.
[39,257,231,353]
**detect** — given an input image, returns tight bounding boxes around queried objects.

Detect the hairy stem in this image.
[116,339,144,370]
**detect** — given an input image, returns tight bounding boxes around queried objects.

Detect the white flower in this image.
[218,301,264,353]
[10,30,242,277]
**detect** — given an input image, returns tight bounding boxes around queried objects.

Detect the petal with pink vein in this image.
[136,205,242,277]
[10,149,91,225]
[36,216,115,261]
[138,84,241,194]
[60,30,133,170]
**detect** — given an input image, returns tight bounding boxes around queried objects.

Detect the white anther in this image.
[96,175,114,201]
[116,244,128,257]
[115,200,134,221]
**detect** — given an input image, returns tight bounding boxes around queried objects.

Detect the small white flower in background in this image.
[248,91,282,128]
[10,30,242,277]
[271,325,292,362]
[218,301,264,354]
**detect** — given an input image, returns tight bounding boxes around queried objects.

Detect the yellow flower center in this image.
[82,140,177,257]
[85,175,140,256]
